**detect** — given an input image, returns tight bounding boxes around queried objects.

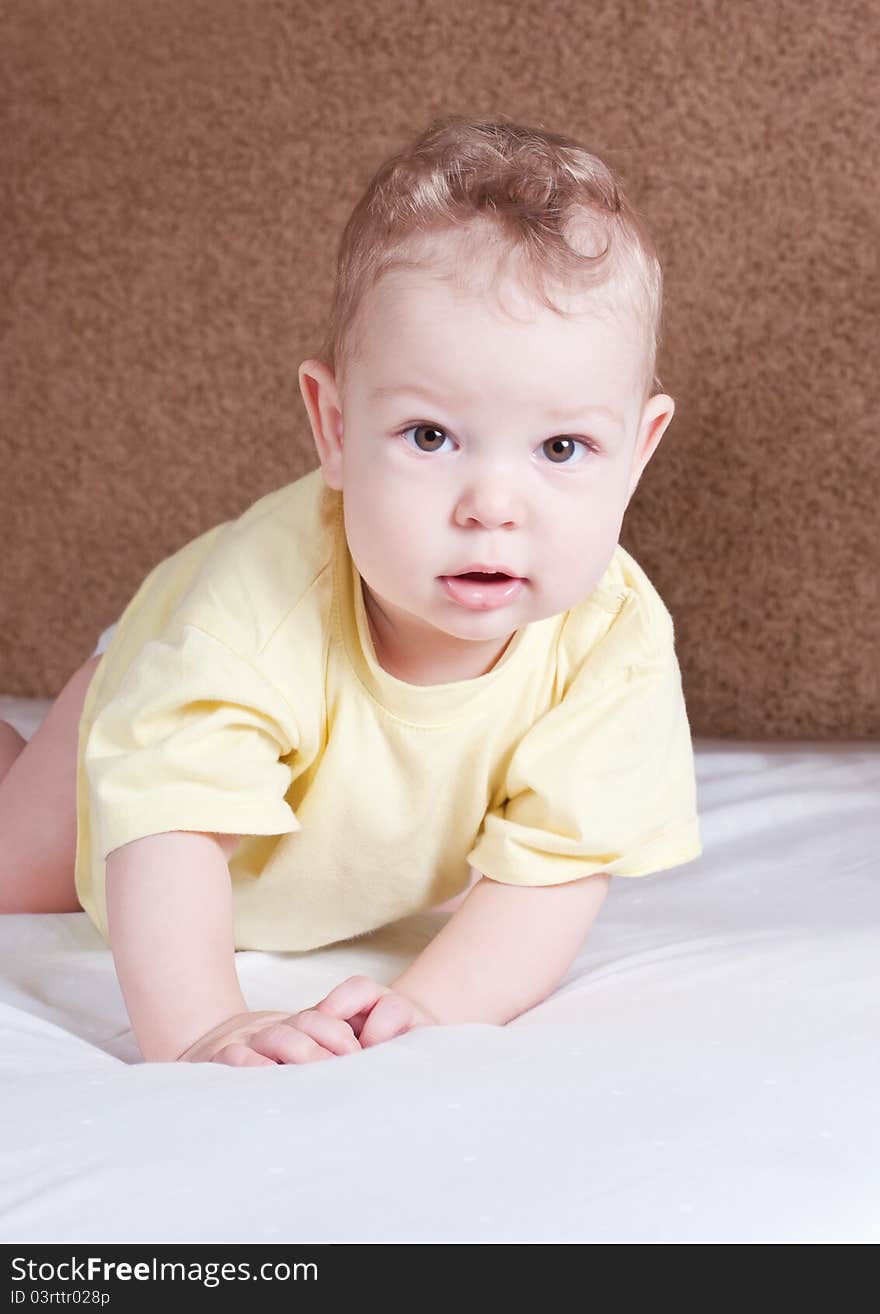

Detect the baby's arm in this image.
[108,833,362,1064]
[389,870,612,1025]
[105,831,251,1061]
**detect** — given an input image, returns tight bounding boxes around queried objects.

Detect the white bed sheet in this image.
[0,693,878,1244]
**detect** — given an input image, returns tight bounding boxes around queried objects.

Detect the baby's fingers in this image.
[359,993,418,1048]
[212,1043,278,1068]
[288,1009,362,1056]
[247,1023,336,1065]
[316,975,389,1023]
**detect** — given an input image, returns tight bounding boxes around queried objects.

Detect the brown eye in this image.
[543,436,583,464]
[401,424,451,454]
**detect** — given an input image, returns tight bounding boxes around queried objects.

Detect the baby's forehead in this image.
[362,261,637,348]
[352,275,644,395]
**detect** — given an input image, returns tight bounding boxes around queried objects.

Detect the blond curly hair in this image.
[317,113,665,403]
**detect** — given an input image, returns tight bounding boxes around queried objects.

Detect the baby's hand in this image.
[175,1009,362,1066]
[313,975,439,1048]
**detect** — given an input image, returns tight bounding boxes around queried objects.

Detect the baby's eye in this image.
[540,436,595,465]
[398,425,597,463]
[400,424,454,455]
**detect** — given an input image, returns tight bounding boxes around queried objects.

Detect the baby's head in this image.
[299,114,675,680]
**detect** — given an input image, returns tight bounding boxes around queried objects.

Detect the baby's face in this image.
[300,262,674,681]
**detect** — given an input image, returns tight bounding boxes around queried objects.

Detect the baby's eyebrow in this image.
[546,402,623,425]
[370,383,446,404]
[370,384,623,427]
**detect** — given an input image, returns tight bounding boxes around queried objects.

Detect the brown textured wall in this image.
[1,0,877,736]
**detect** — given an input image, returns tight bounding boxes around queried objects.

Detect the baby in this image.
[0,114,702,1064]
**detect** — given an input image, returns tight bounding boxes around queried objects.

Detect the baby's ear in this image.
[633,393,675,476]
[297,359,345,489]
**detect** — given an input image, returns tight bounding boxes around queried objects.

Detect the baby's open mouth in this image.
[454,571,514,582]
[438,571,527,609]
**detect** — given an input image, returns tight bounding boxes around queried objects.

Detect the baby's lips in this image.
[440,568,528,581]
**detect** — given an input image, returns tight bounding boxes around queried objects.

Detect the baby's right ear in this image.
[297,358,344,489]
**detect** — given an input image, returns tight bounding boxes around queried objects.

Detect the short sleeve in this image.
[84,623,303,860]
[466,643,703,885]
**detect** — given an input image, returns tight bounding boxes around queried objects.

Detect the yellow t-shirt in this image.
[75,467,703,951]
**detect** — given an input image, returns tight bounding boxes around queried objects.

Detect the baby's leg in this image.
[0,721,27,775]
[0,653,103,913]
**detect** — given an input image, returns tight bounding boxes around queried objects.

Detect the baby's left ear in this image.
[629,393,676,498]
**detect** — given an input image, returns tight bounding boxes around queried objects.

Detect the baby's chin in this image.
[431,581,608,634]
[372,572,594,635]
[424,589,564,638]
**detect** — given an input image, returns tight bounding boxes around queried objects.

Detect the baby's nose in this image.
[454,478,526,529]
